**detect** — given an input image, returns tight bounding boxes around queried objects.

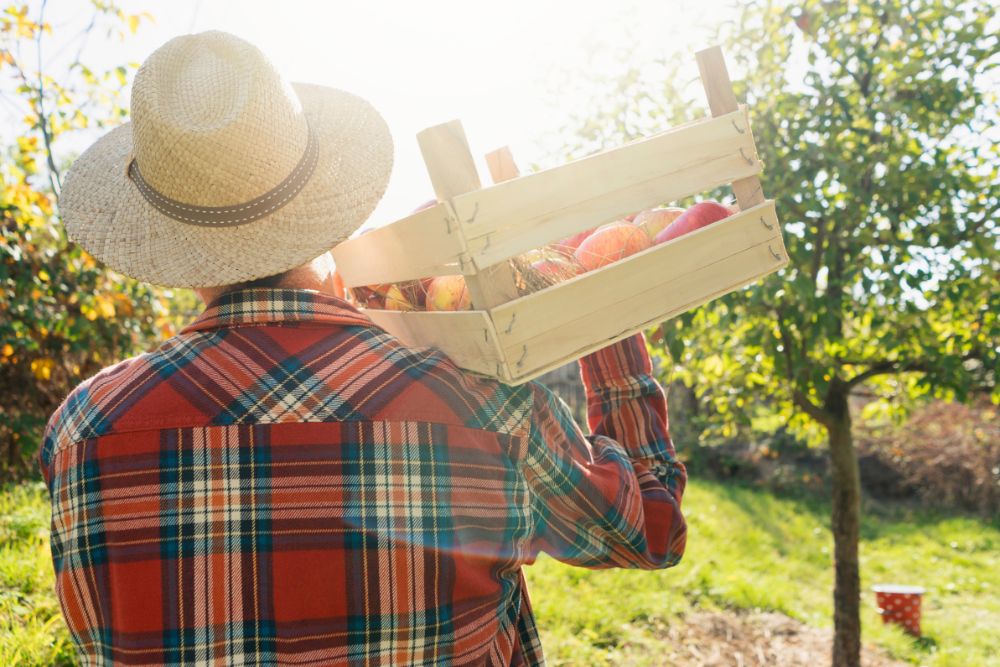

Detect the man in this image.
[45,31,686,666]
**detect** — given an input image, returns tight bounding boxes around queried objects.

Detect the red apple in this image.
[529,256,582,284]
[574,221,652,272]
[654,201,732,245]
[426,275,471,311]
[552,227,597,256]
[633,207,685,240]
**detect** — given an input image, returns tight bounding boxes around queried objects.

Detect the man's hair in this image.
[226,269,297,291]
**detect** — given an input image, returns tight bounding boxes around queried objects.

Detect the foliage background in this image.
[0,2,195,479]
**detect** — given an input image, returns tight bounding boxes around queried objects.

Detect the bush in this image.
[856,399,1000,516]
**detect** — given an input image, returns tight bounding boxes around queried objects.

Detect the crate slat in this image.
[361,309,504,377]
[332,203,464,287]
[418,120,521,309]
[452,108,760,270]
[499,237,786,383]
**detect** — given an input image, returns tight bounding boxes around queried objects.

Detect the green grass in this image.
[525,480,1000,667]
[2,480,997,666]
[0,481,76,666]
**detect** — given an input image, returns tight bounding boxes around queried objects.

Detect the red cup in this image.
[873,584,925,637]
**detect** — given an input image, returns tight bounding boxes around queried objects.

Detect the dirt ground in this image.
[650,610,905,667]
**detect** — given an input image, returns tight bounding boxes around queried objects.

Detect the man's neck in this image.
[194,253,338,306]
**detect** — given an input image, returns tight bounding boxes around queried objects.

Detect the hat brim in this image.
[58,83,393,288]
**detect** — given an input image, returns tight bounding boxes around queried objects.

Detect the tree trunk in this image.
[827,382,861,667]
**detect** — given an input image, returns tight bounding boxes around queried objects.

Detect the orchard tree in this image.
[0,2,190,478]
[555,1,998,666]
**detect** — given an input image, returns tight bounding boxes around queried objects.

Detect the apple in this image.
[350,285,384,309]
[633,207,685,240]
[574,221,652,271]
[654,201,732,245]
[552,227,597,256]
[529,256,582,284]
[724,201,740,215]
[392,279,429,308]
[426,275,471,311]
[385,284,416,311]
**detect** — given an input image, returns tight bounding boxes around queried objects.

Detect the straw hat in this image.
[59,31,393,288]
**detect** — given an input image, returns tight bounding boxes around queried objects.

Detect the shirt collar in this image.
[182,288,376,334]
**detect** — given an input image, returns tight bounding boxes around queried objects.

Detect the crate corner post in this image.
[695,46,765,211]
[416,121,520,311]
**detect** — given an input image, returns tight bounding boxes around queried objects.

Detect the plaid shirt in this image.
[41,288,686,666]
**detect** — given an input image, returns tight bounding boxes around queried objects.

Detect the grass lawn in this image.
[0,481,76,666]
[3,478,997,666]
[526,480,1000,666]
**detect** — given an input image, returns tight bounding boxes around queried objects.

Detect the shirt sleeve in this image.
[523,333,687,569]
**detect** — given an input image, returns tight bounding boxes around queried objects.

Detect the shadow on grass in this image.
[691,473,999,545]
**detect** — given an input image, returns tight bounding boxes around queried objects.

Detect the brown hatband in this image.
[126,123,319,227]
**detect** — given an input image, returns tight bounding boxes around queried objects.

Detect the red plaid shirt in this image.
[42,288,686,666]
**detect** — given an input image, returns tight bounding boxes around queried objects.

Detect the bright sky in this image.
[28,0,736,227]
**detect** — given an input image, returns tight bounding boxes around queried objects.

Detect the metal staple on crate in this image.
[504,313,517,335]
[769,244,783,261]
[464,202,479,225]
[731,119,745,134]
[760,216,774,230]
[739,146,754,165]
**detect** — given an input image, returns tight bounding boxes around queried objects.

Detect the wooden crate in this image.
[332,46,788,385]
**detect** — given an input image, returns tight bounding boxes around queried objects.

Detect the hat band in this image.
[127,123,319,227]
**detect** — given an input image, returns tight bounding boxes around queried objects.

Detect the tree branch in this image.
[794,389,833,428]
[844,352,980,389]
[34,0,62,195]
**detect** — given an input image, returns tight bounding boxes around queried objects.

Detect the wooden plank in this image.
[492,201,782,348]
[417,120,483,200]
[502,240,787,383]
[417,120,520,310]
[696,46,765,209]
[486,146,520,183]
[452,110,760,269]
[331,203,465,287]
[361,309,505,378]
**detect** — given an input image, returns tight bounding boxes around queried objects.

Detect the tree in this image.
[0,2,188,478]
[554,1,998,665]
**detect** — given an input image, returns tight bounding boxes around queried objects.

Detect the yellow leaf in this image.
[127,14,139,33]
[1,343,13,358]
[38,269,50,282]
[31,357,54,381]
[96,295,116,319]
